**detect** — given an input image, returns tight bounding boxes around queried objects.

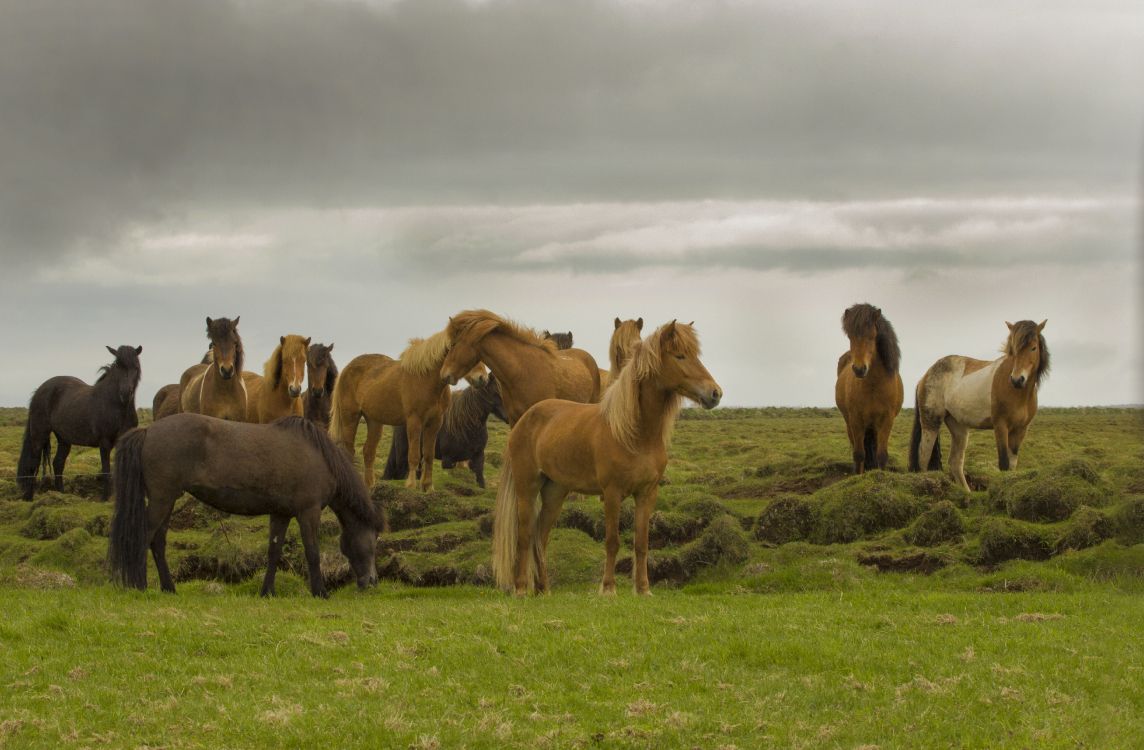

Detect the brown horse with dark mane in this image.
[439,310,601,425]
[542,330,574,350]
[910,320,1050,491]
[180,317,248,422]
[17,346,143,501]
[244,334,310,423]
[109,414,381,598]
[834,304,903,473]
[493,321,721,596]
[328,332,453,491]
[151,384,180,421]
[303,342,338,427]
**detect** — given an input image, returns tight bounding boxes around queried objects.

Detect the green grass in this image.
[0,406,1143,747]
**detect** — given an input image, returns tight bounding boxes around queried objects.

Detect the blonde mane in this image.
[609,319,643,379]
[264,335,309,388]
[598,322,700,452]
[447,309,558,354]
[400,330,451,375]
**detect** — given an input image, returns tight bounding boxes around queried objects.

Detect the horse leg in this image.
[945,419,971,492]
[404,417,423,491]
[993,420,1014,471]
[362,419,382,489]
[532,480,568,594]
[150,521,176,593]
[1007,423,1029,472]
[471,451,486,489]
[297,506,327,598]
[512,472,543,596]
[98,439,112,501]
[418,417,442,492]
[632,484,660,595]
[845,419,866,475]
[875,415,893,470]
[599,488,624,596]
[260,514,292,597]
[52,439,71,492]
[146,493,179,594]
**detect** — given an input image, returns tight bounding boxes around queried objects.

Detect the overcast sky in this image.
[1,0,1141,407]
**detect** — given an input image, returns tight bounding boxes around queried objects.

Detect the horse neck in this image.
[93,367,133,407]
[633,373,677,449]
[478,332,544,397]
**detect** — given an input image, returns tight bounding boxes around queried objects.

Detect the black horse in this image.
[303,342,338,428]
[109,414,381,598]
[17,345,142,501]
[382,374,507,488]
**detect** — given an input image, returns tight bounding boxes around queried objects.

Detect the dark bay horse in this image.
[181,317,247,422]
[910,320,1050,491]
[18,345,142,501]
[834,304,903,473]
[151,384,180,421]
[493,322,721,596]
[542,330,574,350]
[109,414,381,598]
[303,342,338,428]
[439,310,601,425]
[382,374,508,488]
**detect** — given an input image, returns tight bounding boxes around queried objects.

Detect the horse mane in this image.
[447,309,558,354]
[1005,320,1051,388]
[842,304,900,374]
[324,358,339,392]
[205,317,244,373]
[264,341,284,388]
[599,322,698,452]
[443,379,496,435]
[609,319,642,377]
[270,416,381,530]
[400,330,451,375]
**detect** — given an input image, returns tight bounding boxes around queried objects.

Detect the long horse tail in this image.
[382,426,409,480]
[492,455,538,592]
[16,417,48,501]
[908,395,943,472]
[326,371,353,451]
[863,428,877,471]
[109,427,150,589]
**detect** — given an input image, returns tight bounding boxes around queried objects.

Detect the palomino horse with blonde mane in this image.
[910,320,1050,491]
[604,317,644,389]
[243,335,311,423]
[180,317,248,422]
[439,310,601,424]
[835,304,903,473]
[493,321,722,596]
[328,332,456,492]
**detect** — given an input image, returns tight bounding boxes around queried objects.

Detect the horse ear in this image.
[614,318,621,330]
[661,320,677,343]
[1037,319,1047,331]
[233,315,240,326]
[106,345,117,357]
[688,321,694,327]
[304,337,311,346]
[636,317,644,331]
[280,336,285,346]
[206,317,213,327]
[135,346,143,355]
[328,343,334,352]
[1005,321,1014,330]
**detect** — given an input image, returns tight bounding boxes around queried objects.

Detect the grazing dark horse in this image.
[109,414,381,598]
[17,346,143,501]
[382,374,508,488]
[494,322,721,596]
[910,320,1050,491]
[303,342,338,428]
[542,331,574,350]
[834,304,904,473]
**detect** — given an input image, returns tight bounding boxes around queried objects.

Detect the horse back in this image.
[919,355,998,429]
[555,348,602,402]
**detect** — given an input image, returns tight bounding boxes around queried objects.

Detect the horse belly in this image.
[187,485,299,517]
[946,362,998,429]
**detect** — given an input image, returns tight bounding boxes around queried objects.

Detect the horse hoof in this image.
[598,585,617,597]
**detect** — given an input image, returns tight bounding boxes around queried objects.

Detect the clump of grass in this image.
[373,484,490,531]
[557,498,634,542]
[904,501,965,547]
[20,506,87,540]
[1054,506,1114,553]
[753,495,817,545]
[1111,497,1144,545]
[810,472,945,544]
[175,524,267,583]
[679,515,749,574]
[989,460,1111,522]
[976,518,1053,565]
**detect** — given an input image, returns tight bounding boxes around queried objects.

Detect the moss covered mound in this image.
[990,460,1111,523]
[977,518,1053,565]
[372,484,490,531]
[754,495,817,545]
[809,472,962,545]
[904,501,965,547]
[1112,497,1144,545]
[679,515,749,574]
[1055,506,1114,553]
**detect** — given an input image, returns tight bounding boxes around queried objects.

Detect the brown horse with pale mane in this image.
[910,320,1049,491]
[242,335,311,423]
[328,331,455,492]
[493,321,722,596]
[835,304,903,474]
[180,317,248,422]
[603,317,644,389]
[439,310,601,424]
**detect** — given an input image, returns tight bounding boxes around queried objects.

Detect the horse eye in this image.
[674,354,685,361]
[1031,346,1037,351]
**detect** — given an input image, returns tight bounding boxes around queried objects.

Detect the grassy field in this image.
[1,406,1143,748]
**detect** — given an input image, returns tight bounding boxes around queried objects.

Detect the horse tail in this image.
[109,427,149,589]
[16,419,47,501]
[326,372,352,451]
[382,426,409,480]
[863,428,877,471]
[908,394,943,472]
[492,454,535,592]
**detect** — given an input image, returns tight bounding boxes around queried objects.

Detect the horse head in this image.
[1004,320,1049,390]
[306,342,335,398]
[105,344,143,403]
[205,316,242,380]
[657,321,722,409]
[277,335,311,399]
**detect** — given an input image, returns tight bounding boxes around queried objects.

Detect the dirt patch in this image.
[856,549,948,574]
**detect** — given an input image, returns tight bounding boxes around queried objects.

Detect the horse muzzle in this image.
[1010,375,1027,389]
[852,364,869,379]
[288,385,303,398]
[441,371,459,386]
[310,387,325,398]
[695,385,722,409]
[219,366,234,379]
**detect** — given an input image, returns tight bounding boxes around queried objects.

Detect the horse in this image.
[493,321,722,596]
[542,330,574,350]
[151,384,180,421]
[303,342,338,427]
[328,332,454,491]
[382,373,508,488]
[243,335,311,423]
[909,320,1050,491]
[180,317,248,422]
[603,317,644,390]
[439,310,601,425]
[108,414,381,598]
[17,345,142,501]
[834,304,904,473]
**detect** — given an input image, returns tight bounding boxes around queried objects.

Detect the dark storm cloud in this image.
[1,0,1141,263]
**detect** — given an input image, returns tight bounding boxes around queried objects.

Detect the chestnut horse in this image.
[605,317,644,389]
[439,310,601,424]
[303,342,338,428]
[328,332,453,491]
[243,335,311,423]
[834,304,903,473]
[109,414,381,598]
[180,317,248,422]
[493,321,722,596]
[151,384,180,421]
[910,320,1050,491]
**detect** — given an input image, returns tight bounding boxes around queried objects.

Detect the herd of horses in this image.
[13,306,1049,596]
